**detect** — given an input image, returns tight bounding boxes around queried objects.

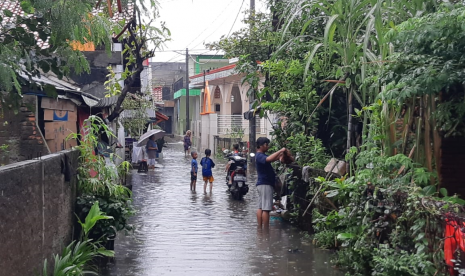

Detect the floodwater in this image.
[101,143,343,276]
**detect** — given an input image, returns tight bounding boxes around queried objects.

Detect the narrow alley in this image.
[101,143,343,276]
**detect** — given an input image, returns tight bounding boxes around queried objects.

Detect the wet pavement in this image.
[101,143,343,276]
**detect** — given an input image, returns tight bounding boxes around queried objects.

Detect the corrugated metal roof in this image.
[94,96,119,108]
[18,72,81,92]
[82,95,99,107]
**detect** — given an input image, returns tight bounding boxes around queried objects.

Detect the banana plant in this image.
[42,202,114,276]
[77,201,114,239]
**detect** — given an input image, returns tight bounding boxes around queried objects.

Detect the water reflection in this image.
[100,143,342,276]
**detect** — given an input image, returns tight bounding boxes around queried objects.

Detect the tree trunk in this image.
[346,89,353,174]
[106,66,144,122]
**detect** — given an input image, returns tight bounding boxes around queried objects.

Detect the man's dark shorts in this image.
[191,172,197,181]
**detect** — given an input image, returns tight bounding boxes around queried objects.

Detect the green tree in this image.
[0,0,169,122]
[0,0,111,106]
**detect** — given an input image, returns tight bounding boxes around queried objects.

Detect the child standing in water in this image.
[183,130,192,156]
[190,151,198,191]
[200,149,215,193]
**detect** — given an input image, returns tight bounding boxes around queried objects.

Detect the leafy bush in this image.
[313,230,337,249]
[68,116,131,197]
[42,202,114,276]
[42,240,99,276]
[285,133,330,169]
[336,247,372,276]
[371,248,435,276]
[68,116,135,242]
[76,195,135,240]
[309,148,460,275]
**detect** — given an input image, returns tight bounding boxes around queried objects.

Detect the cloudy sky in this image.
[151,0,268,62]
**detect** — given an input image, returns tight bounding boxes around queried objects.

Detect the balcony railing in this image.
[217,115,266,135]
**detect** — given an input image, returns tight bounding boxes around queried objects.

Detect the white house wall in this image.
[200,113,217,153]
[196,74,270,152]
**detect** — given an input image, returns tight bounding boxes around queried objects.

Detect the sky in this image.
[151,0,268,63]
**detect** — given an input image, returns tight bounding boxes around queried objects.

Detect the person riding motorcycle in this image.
[225,144,245,184]
[232,144,240,156]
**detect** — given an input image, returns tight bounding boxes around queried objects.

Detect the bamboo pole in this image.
[423,95,434,185]
[106,0,113,18]
[397,145,416,175]
[431,94,442,189]
[347,89,353,174]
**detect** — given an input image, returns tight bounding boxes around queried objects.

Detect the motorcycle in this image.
[224,149,249,200]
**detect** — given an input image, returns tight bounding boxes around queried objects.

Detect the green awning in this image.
[174,89,201,99]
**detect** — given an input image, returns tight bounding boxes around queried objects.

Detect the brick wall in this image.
[0,95,48,164]
[0,150,78,276]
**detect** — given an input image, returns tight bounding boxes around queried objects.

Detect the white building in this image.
[189,63,274,154]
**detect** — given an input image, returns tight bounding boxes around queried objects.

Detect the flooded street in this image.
[101,143,342,276]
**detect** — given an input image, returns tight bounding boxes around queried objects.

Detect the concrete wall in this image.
[230,87,242,115]
[0,95,49,165]
[150,62,186,88]
[69,50,122,98]
[0,150,78,276]
[200,113,218,154]
[176,96,200,135]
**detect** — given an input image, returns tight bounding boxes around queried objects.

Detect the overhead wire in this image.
[152,0,246,90]
[185,0,236,49]
[153,0,245,70]
[188,0,246,66]
[190,0,246,51]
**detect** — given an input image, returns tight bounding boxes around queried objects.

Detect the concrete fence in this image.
[0,150,79,276]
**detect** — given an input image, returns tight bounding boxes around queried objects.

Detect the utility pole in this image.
[248,0,256,154]
[185,48,190,132]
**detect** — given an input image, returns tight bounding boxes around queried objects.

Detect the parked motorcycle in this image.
[224,150,249,200]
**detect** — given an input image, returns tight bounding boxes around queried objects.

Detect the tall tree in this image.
[0,0,169,118]
[0,0,111,106]
[106,4,170,122]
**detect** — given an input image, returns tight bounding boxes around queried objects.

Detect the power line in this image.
[190,0,246,50]
[188,0,246,66]
[150,55,185,69]
[185,0,236,49]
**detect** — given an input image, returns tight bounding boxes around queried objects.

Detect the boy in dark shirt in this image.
[191,151,198,191]
[200,149,215,194]
[255,137,287,228]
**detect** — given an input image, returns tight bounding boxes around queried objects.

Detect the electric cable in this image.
[190,0,245,51]
[188,0,246,66]
[185,0,236,49]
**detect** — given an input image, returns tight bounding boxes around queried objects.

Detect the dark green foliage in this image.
[76,195,135,240]
[313,230,337,249]
[41,202,114,276]
[383,6,465,136]
[212,1,465,275]
[70,116,135,242]
[0,0,112,106]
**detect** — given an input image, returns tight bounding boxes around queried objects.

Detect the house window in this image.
[214,86,221,98]
[215,104,221,112]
